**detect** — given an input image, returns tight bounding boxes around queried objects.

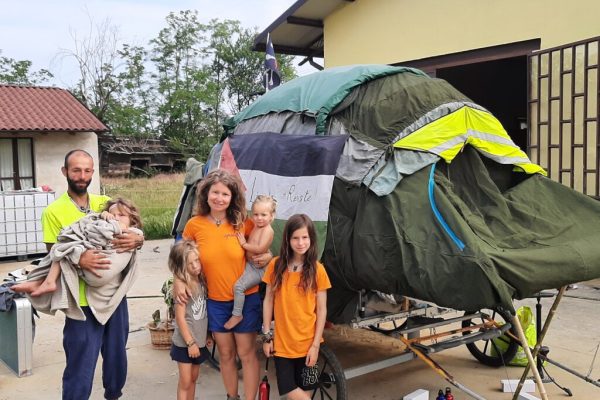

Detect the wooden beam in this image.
[286,16,323,28]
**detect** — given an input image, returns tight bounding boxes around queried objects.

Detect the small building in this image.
[98,135,184,176]
[0,84,108,194]
[256,0,600,198]
[0,85,108,258]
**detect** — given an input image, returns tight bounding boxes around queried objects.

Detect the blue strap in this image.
[428,164,465,251]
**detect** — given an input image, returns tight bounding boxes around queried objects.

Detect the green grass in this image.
[101,173,184,240]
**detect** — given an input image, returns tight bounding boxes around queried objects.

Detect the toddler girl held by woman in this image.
[261,214,331,400]
[168,239,211,400]
[225,195,276,330]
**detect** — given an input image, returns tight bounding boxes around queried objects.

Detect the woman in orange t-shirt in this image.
[178,169,268,400]
[262,214,331,400]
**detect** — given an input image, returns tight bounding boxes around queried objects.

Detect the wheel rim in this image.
[368,317,407,334]
[462,308,518,367]
[309,345,346,400]
[310,358,337,399]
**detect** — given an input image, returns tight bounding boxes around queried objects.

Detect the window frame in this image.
[0,137,35,191]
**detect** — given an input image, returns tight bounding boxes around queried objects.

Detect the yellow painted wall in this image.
[324,0,600,67]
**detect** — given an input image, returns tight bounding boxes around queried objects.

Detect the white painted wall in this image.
[33,132,101,196]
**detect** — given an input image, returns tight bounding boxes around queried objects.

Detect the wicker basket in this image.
[147,321,174,350]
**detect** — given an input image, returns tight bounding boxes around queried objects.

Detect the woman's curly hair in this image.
[192,169,247,230]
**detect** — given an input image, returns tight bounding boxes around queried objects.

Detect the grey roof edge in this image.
[253,0,308,50]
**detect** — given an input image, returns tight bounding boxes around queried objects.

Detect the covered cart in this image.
[173,65,600,399]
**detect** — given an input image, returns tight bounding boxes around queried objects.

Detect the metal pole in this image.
[540,353,600,389]
[536,296,544,378]
[512,286,566,400]
[398,336,487,400]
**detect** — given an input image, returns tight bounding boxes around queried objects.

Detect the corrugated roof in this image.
[0,85,109,133]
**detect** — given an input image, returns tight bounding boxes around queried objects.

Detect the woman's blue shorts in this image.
[207,292,261,333]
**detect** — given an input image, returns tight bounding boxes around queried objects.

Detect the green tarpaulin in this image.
[323,147,600,322]
[219,64,600,322]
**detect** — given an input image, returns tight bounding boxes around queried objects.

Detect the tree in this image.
[0,51,53,85]
[150,10,216,159]
[62,16,157,138]
[59,10,297,162]
[61,17,122,122]
[209,19,296,115]
[105,44,155,137]
[209,20,263,114]
[148,14,297,160]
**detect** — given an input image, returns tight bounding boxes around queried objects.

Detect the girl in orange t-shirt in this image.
[262,214,331,400]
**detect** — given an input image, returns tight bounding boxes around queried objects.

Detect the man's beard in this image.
[67,176,91,195]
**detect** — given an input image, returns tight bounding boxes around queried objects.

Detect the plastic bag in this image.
[492,306,537,366]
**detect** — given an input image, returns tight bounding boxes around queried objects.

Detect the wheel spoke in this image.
[482,339,490,355]
[320,385,335,400]
[319,359,330,375]
[311,387,317,399]
[490,338,505,363]
[464,308,518,367]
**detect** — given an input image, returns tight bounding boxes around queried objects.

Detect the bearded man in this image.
[41,149,143,400]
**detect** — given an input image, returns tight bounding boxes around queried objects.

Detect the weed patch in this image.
[101,173,184,239]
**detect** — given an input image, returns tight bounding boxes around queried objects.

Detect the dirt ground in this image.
[1,239,599,399]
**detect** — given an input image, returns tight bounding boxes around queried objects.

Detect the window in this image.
[0,138,34,191]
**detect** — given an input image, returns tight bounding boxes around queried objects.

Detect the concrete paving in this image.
[1,239,599,399]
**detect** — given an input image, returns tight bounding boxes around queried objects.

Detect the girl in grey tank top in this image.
[168,240,210,400]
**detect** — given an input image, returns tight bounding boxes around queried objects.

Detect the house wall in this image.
[324,0,600,67]
[33,132,101,196]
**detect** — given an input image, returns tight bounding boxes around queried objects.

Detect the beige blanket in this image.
[27,214,141,325]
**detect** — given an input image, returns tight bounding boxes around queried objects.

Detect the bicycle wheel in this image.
[461,308,519,367]
[310,344,348,400]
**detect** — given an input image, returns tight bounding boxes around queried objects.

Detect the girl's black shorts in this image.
[273,356,319,395]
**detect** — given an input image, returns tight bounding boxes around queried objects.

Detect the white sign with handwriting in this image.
[238,170,334,221]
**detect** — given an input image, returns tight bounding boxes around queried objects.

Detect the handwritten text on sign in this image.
[239,170,334,220]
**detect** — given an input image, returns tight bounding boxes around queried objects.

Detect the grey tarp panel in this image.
[323,147,600,323]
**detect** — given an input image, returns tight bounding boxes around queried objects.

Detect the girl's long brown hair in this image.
[272,214,318,293]
[168,239,207,294]
[192,169,247,230]
[104,197,142,228]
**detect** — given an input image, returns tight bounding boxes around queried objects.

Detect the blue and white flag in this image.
[264,33,281,91]
[219,133,348,255]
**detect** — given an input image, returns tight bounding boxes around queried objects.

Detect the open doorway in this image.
[436,56,528,150]
[396,39,540,152]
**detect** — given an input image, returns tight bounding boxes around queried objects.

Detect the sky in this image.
[0,0,303,87]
